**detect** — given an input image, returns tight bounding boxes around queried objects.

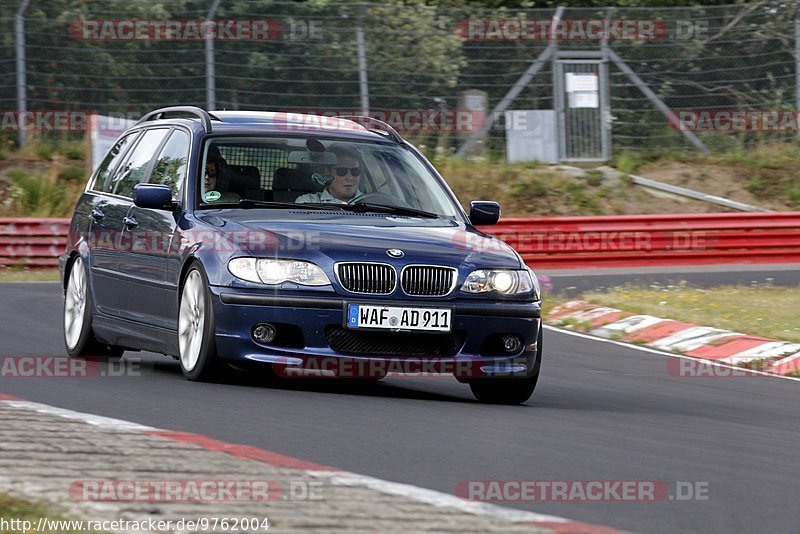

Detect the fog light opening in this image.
[502,335,523,354]
[252,323,277,344]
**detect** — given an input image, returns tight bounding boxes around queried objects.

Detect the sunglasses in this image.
[333,166,361,177]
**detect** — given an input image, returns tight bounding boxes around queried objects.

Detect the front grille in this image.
[325,326,466,357]
[401,266,457,296]
[336,263,396,294]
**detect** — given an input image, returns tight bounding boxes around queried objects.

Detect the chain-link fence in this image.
[0,0,798,159]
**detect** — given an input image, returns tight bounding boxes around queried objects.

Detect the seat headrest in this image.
[273,167,321,193]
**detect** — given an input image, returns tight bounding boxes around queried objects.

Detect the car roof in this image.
[136,111,394,143]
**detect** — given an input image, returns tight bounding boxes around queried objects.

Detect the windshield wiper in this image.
[199,199,440,218]
[200,199,338,210]
[333,202,440,219]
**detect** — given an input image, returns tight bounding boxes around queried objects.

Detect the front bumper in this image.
[210,287,541,379]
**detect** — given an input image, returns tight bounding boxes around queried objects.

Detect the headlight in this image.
[229,258,330,286]
[461,269,538,297]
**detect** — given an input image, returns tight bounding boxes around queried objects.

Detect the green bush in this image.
[35,143,56,160]
[585,169,604,187]
[746,177,766,195]
[789,183,800,205]
[614,151,641,174]
[4,169,69,216]
[59,142,86,160]
[57,165,87,183]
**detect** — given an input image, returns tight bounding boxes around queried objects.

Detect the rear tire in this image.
[63,256,124,360]
[469,327,542,405]
[178,265,222,381]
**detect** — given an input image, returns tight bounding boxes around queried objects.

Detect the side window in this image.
[91,132,138,192]
[111,129,169,198]
[149,129,190,197]
[361,151,398,196]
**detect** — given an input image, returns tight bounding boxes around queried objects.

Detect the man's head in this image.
[326,146,361,202]
[204,145,225,192]
[204,161,220,191]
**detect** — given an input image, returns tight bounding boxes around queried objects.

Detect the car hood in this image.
[194,212,523,270]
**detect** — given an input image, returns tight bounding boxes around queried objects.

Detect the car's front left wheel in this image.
[178,265,221,381]
[63,256,124,359]
[468,327,542,405]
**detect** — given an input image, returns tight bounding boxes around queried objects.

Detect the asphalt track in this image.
[1,271,800,534]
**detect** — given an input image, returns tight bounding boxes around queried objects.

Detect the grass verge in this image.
[572,283,800,343]
[0,268,60,282]
[615,141,800,208]
[0,492,103,534]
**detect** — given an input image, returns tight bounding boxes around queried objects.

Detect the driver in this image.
[296,145,364,204]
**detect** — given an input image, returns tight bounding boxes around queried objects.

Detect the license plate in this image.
[347,304,452,332]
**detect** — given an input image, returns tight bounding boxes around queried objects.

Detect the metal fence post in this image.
[356,5,370,116]
[795,12,800,140]
[205,0,222,111]
[606,48,709,154]
[457,6,564,157]
[601,8,613,161]
[15,0,31,147]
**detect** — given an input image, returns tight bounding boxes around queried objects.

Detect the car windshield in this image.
[198,137,464,220]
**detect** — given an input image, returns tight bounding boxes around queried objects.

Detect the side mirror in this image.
[133,183,173,210]
[469,201,501,226]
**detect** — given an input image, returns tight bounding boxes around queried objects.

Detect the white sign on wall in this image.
[565,73,600,109]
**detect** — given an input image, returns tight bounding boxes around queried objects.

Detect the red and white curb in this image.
[548,301,800,375]
[0,393,621,534]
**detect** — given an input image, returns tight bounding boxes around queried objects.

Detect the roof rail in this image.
[337,115,403,144]
[136,106,216,133]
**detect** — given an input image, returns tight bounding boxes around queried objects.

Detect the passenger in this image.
[296,145,364,204]
[202,147,240,203]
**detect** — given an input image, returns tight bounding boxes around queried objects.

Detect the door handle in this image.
[89,208,105,222]
[123,216,138,229]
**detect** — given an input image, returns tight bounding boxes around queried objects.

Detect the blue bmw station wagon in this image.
[60,107,543,404]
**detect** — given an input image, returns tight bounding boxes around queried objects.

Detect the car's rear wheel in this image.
[63,256,124,359]
[178,265,221,381]
[469,327,542,405]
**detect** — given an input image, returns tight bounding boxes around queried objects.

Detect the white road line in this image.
[308,470,569,524]
[543,324,800,383]
[3,400,156,431]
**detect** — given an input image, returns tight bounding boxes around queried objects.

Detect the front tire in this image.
[63,256,123,359]
[178,265,221,381]
[469,327,542,405]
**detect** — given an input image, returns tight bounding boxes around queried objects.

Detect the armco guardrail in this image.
[0,218,69,267]
[2,213,800,270]
[481,212,800,269]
